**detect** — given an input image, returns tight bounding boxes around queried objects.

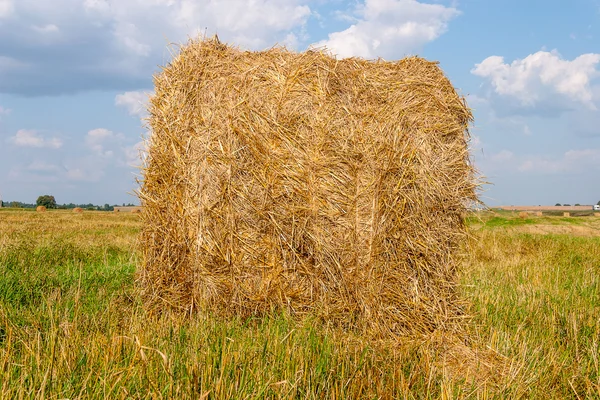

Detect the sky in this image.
[0,0,599,206]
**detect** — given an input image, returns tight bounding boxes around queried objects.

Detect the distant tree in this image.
[564,204,571,207]
[36,195,57,209]
[575,203,581,206]
[10,201,19,208]
[555,203,561,206]
[597,200,600,206]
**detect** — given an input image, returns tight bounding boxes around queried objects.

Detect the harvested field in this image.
[0,209,598,398]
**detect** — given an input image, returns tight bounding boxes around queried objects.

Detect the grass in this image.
[0,209,599,398]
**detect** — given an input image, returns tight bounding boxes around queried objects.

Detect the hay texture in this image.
[73,207,84,213]
[36,206,47,213]
[139,38,478,338]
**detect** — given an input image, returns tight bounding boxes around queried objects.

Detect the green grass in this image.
[464,230,600,398]
[0,210,599,398]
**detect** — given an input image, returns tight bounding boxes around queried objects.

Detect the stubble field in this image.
[0,209,598,399]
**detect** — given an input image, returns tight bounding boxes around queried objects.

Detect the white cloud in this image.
[65,167,87,181]
[490,150,514,163]
[87,127,113,139]
[115,90,151,117]
[472,50,600,111]
[86,128,122,157]
[63,159,105,182]
[83,0,110,16]
[27,161,60,172]
[113,21,151,56]
[32,23,59,33]
[518,149,600,173]
[0,105,10,117]
[0,56,27,71]
[0,0,13,18]
[469,135,481,149]
[0,0,313,94]
[85,128,141,170]
[466,94,488,107]
[124,140,146,167]
[9,129,63,149]
[311,0,459,59]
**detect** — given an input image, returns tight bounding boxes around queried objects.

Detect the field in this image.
[0,209,598,399]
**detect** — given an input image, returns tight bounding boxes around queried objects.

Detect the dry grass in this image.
[0,209,141,250]
[138,37,479,339]
[0,209,598,398]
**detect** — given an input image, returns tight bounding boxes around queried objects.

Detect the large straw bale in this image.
[138,38,478,338]
[36,206,47,213]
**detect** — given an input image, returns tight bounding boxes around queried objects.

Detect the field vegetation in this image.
[0,209,598,398]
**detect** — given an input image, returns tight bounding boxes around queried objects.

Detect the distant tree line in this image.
[0,194,137,211]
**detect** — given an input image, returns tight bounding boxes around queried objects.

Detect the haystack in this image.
[73,207,84,213]
[36,206,47,213]
[138,38,478,338]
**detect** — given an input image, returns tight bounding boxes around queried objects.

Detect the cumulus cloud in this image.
[469,134,481,149]
[0,56,27,72]
[62,156,108,182]
[0,0,312,95]
[490,150,514,163]
[311,0,459,59]
[124,140,146,167]
[115,90,151,117]
[26,160,61,172]
[85,128,123,157]
[32,23,59,33]
[0,0,14,18]
[472,50,600,113]
[9,129,63,149]
[518,148,600,173]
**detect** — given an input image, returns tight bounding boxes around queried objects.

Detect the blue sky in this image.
[0,0,599,206]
